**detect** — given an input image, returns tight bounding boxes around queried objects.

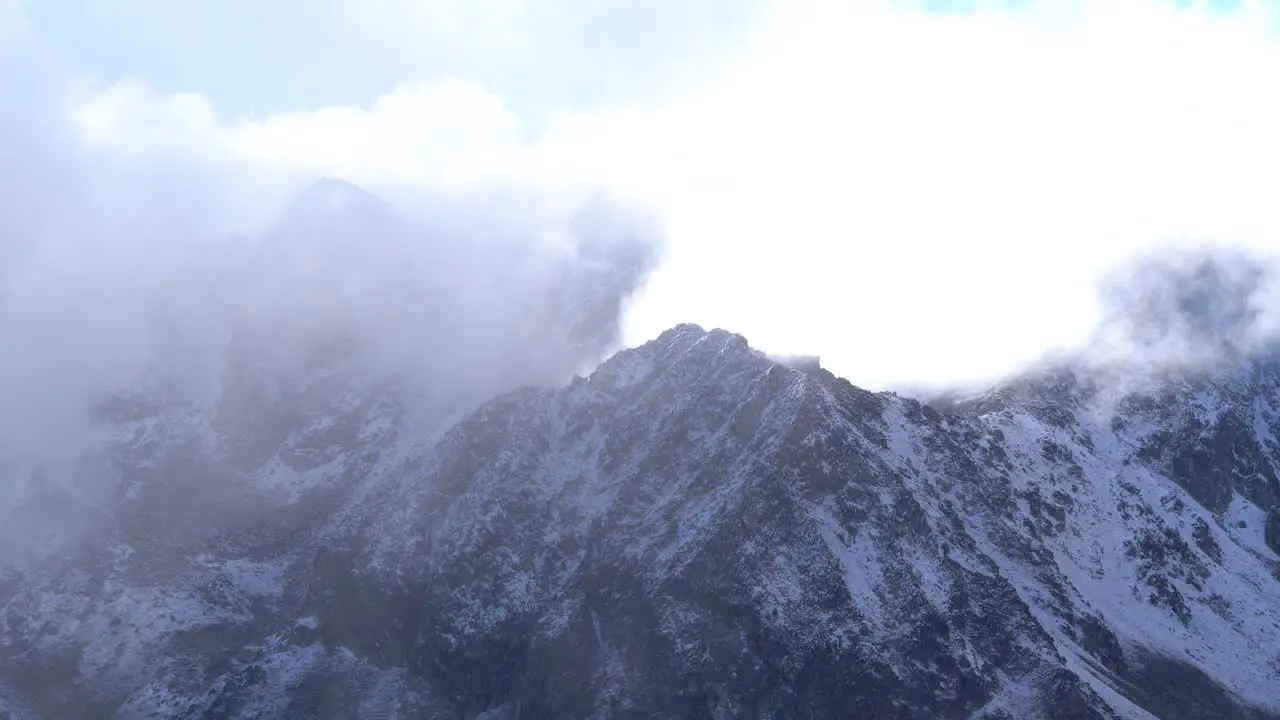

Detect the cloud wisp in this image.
[4,0,1280,417]
[0,6,666,565]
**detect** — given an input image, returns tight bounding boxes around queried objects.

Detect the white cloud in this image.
[0,1,664,494]
[22,0,1280,390]
[8,0,1280,566]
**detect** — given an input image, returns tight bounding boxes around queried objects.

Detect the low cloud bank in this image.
[1090,245,1280,370]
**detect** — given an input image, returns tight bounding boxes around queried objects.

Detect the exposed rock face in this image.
[2,321,1280,719]
[2,189,1278,718]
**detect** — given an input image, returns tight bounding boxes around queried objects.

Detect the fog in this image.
[1089,245,1280,367]
[0,127,660,459]
[0,25,666,570]
[10,2,1280,386]
[5,2,1280,525]
[6,4,1280,714]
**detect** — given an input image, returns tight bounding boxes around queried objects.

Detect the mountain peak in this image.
[648,323,756,351]
[275,177,397,233]
[644,324,762,370]
[8,311,1280,715]
[582,323,766,395]
[652,322,708,346]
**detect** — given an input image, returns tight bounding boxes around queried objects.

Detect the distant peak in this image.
[656,323,708,344]
[636,324,764,370]
[279,177,394,227]
[649,324,753,353]
[588,323,766,392]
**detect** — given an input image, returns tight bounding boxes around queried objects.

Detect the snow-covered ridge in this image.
[2,318,1280,719]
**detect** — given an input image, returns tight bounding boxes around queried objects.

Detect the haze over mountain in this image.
[9,0,1280,389]
[0,175,658,565]
[6,1,1280,718]
[0,182,1278,719]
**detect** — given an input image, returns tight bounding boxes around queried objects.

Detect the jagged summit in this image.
[285,177,389,220]
[3,312,1280,717]
[655,321,709,341]
[646,322,746,350]
[583,323,796,396]
[266,177,402,246]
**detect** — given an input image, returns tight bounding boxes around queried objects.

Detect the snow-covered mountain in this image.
[3,321,1279,719]
[2,186,1279,719]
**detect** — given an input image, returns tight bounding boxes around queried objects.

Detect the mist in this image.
[10,0,1280,392]
[6,1,1280,546]
[8,4,1280,716]
[0,44,665,571]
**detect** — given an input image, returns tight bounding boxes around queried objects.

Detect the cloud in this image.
[0,83,660,456]
[5,0,1280,441]
[1091,243,1280,368]
[4,0,1280,574]
[0,1,666,554]
[610,0,1280,390]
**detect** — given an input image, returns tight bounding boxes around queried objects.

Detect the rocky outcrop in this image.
[4,321,1279,719]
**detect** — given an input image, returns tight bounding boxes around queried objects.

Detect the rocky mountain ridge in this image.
[2,319,1280,719]
[2,181,1279,719]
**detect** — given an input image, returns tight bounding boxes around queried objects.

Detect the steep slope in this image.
[0,177,664,719]
[7,210,1280,720]
[301,324,1280,720]
[6,322,1276,718]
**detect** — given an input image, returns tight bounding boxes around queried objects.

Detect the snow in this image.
[194,556,289,606]
[254,453,349,503]
[0,687,33,720]
[811,505,889,640]
[9,322,1280,716]
[967,668,1046,720]
[1057,644,1159,720]
[1223,493,1277,560]
[967,395,1280,713]
[76,585,229,683]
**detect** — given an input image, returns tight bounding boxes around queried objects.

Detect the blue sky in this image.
[22,0,763,121]
[5,0,1280,388]
[24,0,1264,117]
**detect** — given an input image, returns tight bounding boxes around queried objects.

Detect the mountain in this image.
[1,318,1279,719]
[279,178,396,227]
[1,185,1278,718]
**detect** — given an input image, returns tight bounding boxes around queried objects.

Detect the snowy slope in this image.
[324,324,1280,719]
[4,322,1280,718]
[3,182,1280,718]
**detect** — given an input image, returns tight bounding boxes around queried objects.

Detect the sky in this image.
[4,0,1280,391]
